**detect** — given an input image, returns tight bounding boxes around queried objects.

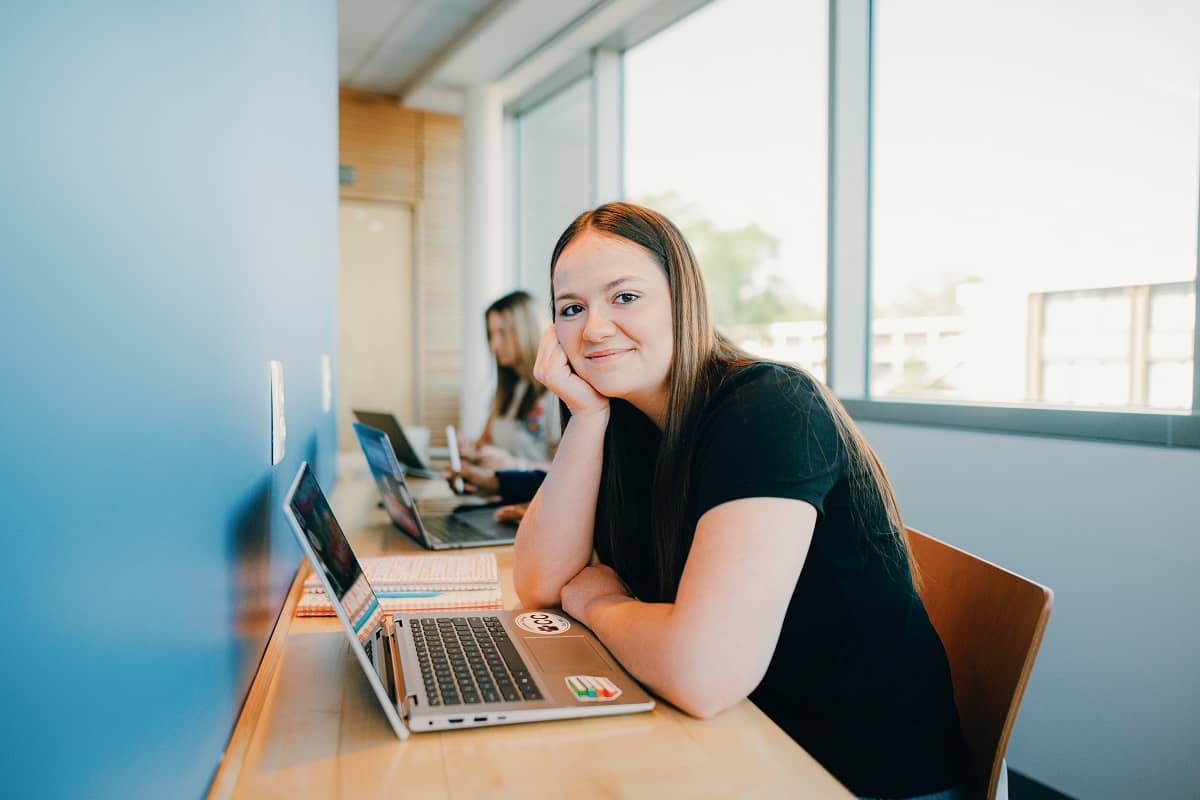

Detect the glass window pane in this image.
[517,78,592,308]
[1147,282,1195,408]
[624,0,828,379]
[872,0,1198,409]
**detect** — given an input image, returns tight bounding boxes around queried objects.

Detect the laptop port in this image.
[473,716,487,722]
[448,718,464,724]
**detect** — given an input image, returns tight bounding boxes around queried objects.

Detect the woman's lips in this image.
[584,348,632,363]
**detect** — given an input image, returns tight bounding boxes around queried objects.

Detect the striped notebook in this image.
[296,587,503,617]
[297,552,503,617]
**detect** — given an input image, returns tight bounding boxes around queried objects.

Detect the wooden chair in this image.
[906,528,1054,800]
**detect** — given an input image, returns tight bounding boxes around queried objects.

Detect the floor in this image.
[1009,769,1075,800]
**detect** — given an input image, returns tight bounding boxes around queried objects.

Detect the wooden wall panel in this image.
[419,112,465,446]
[339,89,419,202]
[338,89,463,446]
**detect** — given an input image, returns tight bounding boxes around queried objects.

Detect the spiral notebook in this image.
[297,552,502,617]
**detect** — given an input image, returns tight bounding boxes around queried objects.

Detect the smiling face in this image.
[552,230,674,419]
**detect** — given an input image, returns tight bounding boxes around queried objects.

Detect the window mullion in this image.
[1193,154,1199,412]
[826,0,872,398]
[592,48,623,205]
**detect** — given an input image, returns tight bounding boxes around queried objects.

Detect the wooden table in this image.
[209,459,852,799]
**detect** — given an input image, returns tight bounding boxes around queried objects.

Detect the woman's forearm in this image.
[584,597,754,719]
[513,409,609,608]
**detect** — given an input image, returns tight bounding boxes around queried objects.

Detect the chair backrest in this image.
[906,528,1053,800]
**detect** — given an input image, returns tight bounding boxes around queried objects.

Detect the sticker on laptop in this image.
[566,675,621,702]
[514,611,571,635]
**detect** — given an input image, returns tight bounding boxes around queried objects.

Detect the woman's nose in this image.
[582,310,615,341]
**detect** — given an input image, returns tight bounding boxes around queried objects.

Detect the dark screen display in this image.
[354,423,424,540]
[287,466,383,644]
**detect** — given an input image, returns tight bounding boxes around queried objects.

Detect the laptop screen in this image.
[286,464,385,648]
[352,410,426,471]
[283,463,409,739]
[353,422,426,542]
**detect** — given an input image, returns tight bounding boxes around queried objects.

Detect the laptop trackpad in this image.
[524,636,611,673]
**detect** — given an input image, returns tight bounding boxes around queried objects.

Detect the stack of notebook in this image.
[296,551,503,617]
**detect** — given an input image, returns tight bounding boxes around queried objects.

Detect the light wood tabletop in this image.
[209,460,852,799]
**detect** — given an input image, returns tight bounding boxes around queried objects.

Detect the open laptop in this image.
[352,409,439,478]
[353,421,517,549]
[284,462,655,737]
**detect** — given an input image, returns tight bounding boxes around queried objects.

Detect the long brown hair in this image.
[550,202,917,600]
[486,290,548,421]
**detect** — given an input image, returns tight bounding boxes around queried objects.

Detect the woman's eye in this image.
[614,292,639,304]
[559,303,585,318]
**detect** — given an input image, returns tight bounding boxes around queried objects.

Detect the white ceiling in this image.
[338,0,593,107]
[337,0,687,114]
[338,0,490,94]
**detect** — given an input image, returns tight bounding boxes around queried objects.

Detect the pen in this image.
[445,425,465,494]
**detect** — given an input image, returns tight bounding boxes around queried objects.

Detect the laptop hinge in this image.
[382,616,413,714]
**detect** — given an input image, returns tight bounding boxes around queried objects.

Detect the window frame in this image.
[508,0,1200,449]
[833,0,1200,448]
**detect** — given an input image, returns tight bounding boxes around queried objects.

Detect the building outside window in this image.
[871,0,1198,410]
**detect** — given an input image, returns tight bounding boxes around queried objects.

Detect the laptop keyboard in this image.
[411,617,543,706]
[423,516,492,544]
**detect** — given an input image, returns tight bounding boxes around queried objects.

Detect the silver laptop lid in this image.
[352,422,435,547]
[283,462,409,739]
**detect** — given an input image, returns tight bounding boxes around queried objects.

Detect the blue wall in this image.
[0,3,337,797]
[860,422,1200,800]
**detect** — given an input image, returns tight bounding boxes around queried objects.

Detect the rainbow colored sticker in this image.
[565,675,622,702]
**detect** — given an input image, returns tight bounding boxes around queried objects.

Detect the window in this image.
[1148,282,1197,408]
[515,77,593,308]
[871,0,1198,410]
[624,0,828,378]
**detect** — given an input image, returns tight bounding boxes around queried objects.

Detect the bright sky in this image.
[623,0,1199,307]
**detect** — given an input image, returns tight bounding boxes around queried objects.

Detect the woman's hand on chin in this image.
[533,325,608,420]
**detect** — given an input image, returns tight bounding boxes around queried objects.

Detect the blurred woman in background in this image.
[450,290,557,518]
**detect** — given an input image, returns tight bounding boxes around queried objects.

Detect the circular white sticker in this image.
[514,611,572,635]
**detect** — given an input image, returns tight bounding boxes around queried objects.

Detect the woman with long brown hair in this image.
[450,290,559,506]
[461,289,559,470]
[514,202,972,800]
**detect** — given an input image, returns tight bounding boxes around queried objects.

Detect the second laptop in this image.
[353,421,516,550]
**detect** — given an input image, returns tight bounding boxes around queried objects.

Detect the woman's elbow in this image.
[662,656,758,720]
[672,685,746,720]
[513,573,562,610]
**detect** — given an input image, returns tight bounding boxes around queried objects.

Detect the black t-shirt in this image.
[595,363,973,799]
